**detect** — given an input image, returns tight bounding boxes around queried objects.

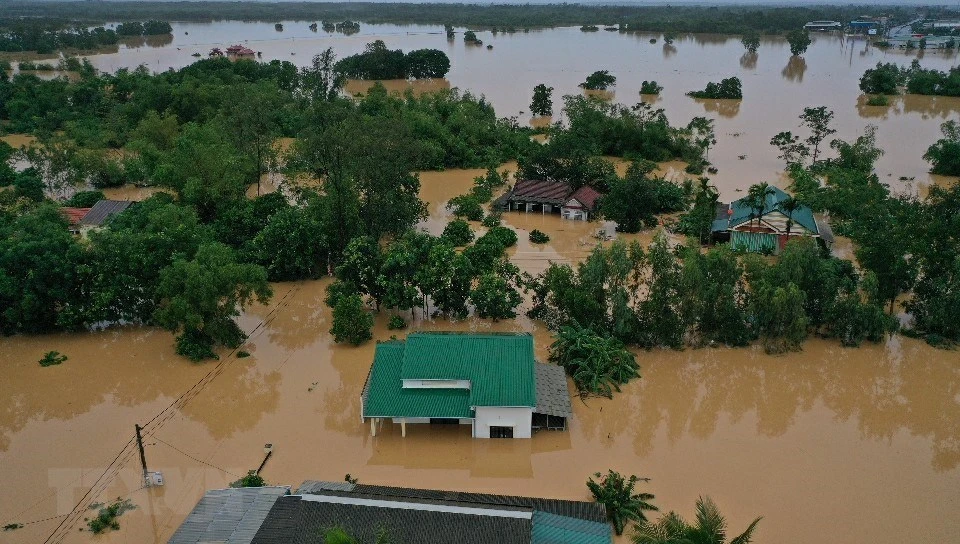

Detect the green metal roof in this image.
[725,186,818,234]
[363,342,473,419]
[401,332,536,408]
[531,511,612,544]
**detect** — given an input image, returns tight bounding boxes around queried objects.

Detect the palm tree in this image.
[587,469,658,536]
[746,183,774,231]
[779,195,800,235]
[632,496,762,544]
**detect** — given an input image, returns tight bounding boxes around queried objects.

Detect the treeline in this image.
[0,51,531,357]
[0,18,172,53]
[861,60,960,98]
[335,40,450,80]
[2,2,912,34]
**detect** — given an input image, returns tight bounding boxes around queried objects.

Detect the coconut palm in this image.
[778,195,800,235]
[632,496,762,544]
[746,182,774,231]
[587,469,658,536]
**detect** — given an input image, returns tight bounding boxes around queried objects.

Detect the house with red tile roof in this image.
[59,207,91,234]
[497,179,603,221]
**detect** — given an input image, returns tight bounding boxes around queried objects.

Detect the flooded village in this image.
[1,4,960,544]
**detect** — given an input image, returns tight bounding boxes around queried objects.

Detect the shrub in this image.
[387,315,407,330]
[330,294,373,345]
[86,499,134,534]
[687,77,742,99]
[481,212,502,227]
[38,351,68,367]
[236,350,251,358]
[447,194,484,221]
[482,226,518,247]
[230,470,265,488]
[441,219,474,246]
[639,80,663,95]
[529,229,550,244]
[549,324,639,397]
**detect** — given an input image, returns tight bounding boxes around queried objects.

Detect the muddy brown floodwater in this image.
[3,22,960,544]
[1,164,958,544]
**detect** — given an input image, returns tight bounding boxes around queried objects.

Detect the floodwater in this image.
[22,21,954,199]
[1,163,959,544]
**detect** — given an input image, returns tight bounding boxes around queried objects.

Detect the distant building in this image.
[361,332,571,439]
[711,186,832,254]
[805,20,842,31]
[171,481,612,544]
[225,44,256,60]
[497,179,603,221]
[59,200,132,236]
[59,207,92,234]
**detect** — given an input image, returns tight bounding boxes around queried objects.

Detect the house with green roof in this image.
[711,185,833,254]
[361,332,572,439]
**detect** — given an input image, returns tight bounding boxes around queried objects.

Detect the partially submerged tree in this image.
[587,469,658,536]
[741,31,760,53]
[530,83,554,116]
[580,70,617,91]
[632,496,761,544]
[785,29,812,56]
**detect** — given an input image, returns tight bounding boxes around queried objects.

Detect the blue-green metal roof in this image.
[363,342,473,419]
[531,511,612,544]
[401,332,536,408]
[721,186,818,234]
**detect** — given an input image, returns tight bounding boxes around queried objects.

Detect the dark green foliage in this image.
[529,229,550,244]
[441,219,474,246]
[249,204,327,281]
[481,212,502,228]
[679,245,752,347]
[387,314,407,330]
[530,83,554,116]
[859,62,905,95]
[639,80,662,95]
[470,268,522,320]
[481,226,518,248]
[786,29,812,56]
[632,496,761,544]
[236,350,250,358]
[549,324,639,397]
[86,499,134,534]
[331,293,373,345]
[586,470,657,536]
[580,70,616,91]
[447,194,484,221]
[63,190,105,208]
[3,523,23,531]
[229,470,265,488]
[463,30,481,44]
[335,40,450,79]
[38,350,68,367]
[741,31,761,52]
[687,77,742,99]
[599,161,688,233]
[676,177,718,244]
[924,120,960,176]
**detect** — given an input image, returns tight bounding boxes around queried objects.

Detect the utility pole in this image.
[135,424,149,485]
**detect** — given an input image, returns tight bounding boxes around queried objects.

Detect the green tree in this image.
[530,83,554,116]
[330,293,373,345]
[441,219,474,246]
[741,31,760,52]
[750,278,807,354]
[770,131,810,167]
[687,116,716,160]
[745,182,774,230]
[404,48,451,78]
[677,177,719,244]
[679,244,752,346]
[637,232,684,348]
[587,470,658,536]
[219,81,281,195]
[686,77,742,99]
[924,120,960,175]
[249,206,328,280]
[600,161,685,233]
[799,106,835,163]
[153,242,272,360]
[470,268,522,320]
[300,47,344,102]
[337,235,385,307]
[580,70,617,91]
[785,29,812,56]
[549,323,639,397]
[859,62,904,95]
[632,496,761,544]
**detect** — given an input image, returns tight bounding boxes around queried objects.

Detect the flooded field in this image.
[24,21,953,198]
[0,164,958,544]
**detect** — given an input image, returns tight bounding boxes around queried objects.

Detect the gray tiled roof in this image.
[535,363,573,419]
[168,486,290,544]
[79,199,132,226]
[295,480,356,494]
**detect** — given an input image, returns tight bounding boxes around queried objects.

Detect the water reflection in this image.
[781,56,807,83]
[694,98,740,118]
[739,51,758,70]
[662,43,677,58]
[855,93,960,120]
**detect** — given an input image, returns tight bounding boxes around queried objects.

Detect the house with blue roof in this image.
[711,185,833,254]
[361,332,572,439]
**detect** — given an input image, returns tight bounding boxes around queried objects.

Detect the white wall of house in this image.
[392,417,472,425]
[561,207,588,221]
[473,407,533,438]
[401,379,471,389]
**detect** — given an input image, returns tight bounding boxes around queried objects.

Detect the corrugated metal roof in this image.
[509,180,574,205]
[534,363,573,418]
[726,186,818,234]
[168,487,289,544]
[79,199,132,226]
[566,186,603,211]
[60,207,91,226]
[295,480,356,494]
[363,341,474,418]
[532,511,612,544]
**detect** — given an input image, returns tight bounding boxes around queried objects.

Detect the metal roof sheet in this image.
[80,199,132,226]
[726,186,818,234]
[534,363,573,418]
[401,332,536,408]
[532,511,612,544]
[363,341,474,418]
[509,179,574,205]
[168,487,290,544]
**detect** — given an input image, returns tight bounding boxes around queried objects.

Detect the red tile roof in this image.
[60,207,91,226]
[568,186,603,211]
[510,179,572,202]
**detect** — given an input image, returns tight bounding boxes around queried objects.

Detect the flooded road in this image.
[38,21,957,198]
[1,165,959,544]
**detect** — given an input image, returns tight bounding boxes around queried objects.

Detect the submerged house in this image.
[59,199,132,236]
[497,179,603,221]
[170,480,611,544]
[361,332,571,438]
[711,186,832,254]
[225,44,256,59]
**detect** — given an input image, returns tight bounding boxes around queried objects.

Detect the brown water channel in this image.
[1,164,959,543]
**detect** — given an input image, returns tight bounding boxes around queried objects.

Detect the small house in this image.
[225,44,256,60]
[711,186,832,254]
[59,207,92,235]
[77,199,132,236]
[499,179,603,221]
[361,332,571,439]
